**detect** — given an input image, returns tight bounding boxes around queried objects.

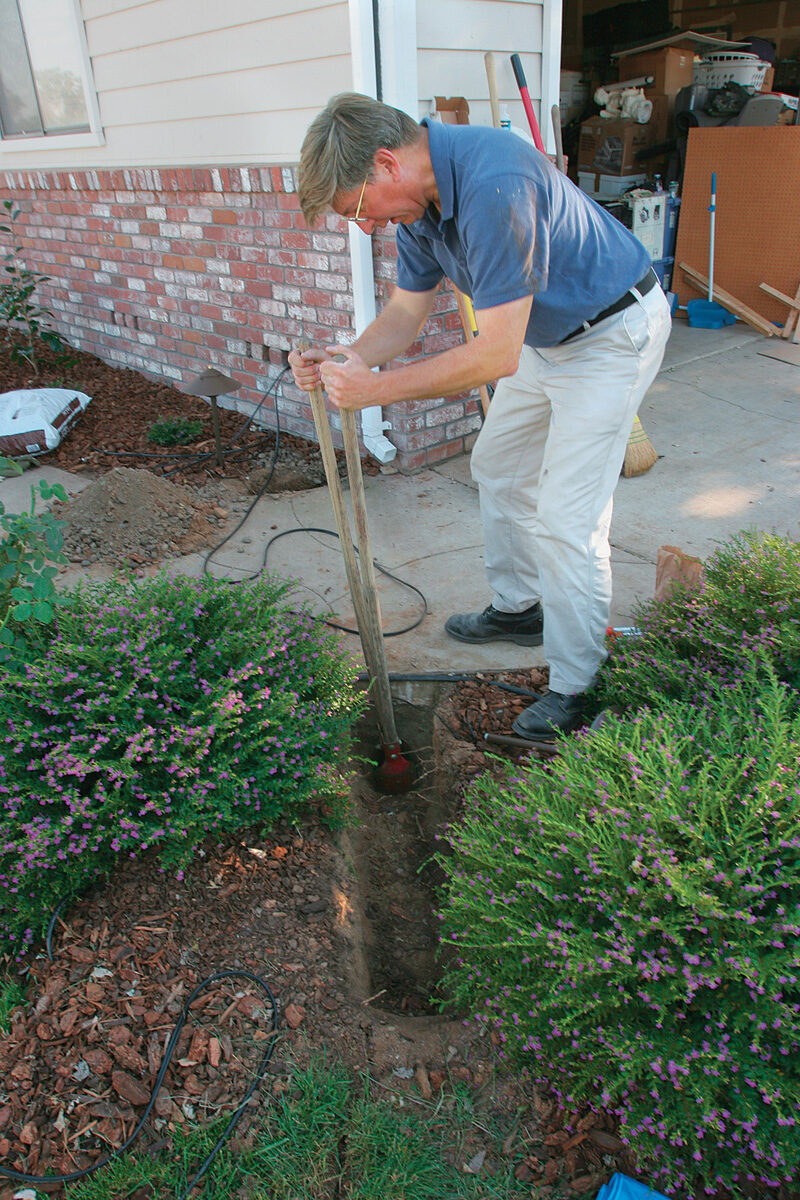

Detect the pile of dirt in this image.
[56,467,226,567]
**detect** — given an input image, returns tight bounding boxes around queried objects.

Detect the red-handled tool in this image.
[510,53,546,153]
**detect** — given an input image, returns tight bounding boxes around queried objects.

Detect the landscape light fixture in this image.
[184,367,238,468]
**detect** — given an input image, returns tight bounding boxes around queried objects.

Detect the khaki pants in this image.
[470,282,671,694]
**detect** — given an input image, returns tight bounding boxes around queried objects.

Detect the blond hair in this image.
[298,93,420,226]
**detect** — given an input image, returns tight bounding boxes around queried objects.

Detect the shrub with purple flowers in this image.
[0,572,365,958]
[591,530,800,714]
[437,669,800,1194]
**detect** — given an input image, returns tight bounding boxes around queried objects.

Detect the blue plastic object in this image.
[595,1173,671,1200]
[686,298,736,328]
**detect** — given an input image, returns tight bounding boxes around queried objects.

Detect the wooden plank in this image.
[678,262,777,337]
[783,281,800,342]
[759,282,800,311]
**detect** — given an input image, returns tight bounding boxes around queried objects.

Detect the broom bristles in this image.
[622,414,658,478]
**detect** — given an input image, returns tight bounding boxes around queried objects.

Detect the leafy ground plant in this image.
[146,415,206,446]
[591,529,800,715]
[66,1062,526,1200]
[0,572,365,958]
[437,669,800,1195]
[0,454,69,665]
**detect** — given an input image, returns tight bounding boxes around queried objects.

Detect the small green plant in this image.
[0,974,25,1035]
[0,572,366,958]
[0,198,64,372]
[146,415,206,446]
[0,454,70,665]
[437,668,800,1194]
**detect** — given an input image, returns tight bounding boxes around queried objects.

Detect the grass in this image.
[0,973,25,1034]
[66,1061,529,1200]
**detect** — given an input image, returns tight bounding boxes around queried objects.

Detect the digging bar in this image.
[297,342,408,785]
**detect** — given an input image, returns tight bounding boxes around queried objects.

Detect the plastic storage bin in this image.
[693,52,769,92]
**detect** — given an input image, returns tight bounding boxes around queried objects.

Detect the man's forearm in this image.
[350,289,435,368]
[369,335,516,405]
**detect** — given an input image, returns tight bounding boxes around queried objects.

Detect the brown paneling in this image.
[674,126,800,331]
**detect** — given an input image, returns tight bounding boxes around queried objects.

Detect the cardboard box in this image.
[648,94,670,142]
[435,96,469,125]
[578,116,659,176]
[621,47,695,98]
[578,171,648,197]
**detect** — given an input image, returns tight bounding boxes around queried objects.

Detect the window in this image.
[0,0,102,148]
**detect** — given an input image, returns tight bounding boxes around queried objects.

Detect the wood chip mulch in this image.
[0,823,361,1196]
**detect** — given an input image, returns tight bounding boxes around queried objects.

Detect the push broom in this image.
[298,340,412,793]
[509,52,659,479]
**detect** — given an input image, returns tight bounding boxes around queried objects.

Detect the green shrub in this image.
[0,198,65,371]
[591,530,800,715]
[146,416,206,446]
[0,573,365,958]
[0,454,70,666]
[437,670,800,1194]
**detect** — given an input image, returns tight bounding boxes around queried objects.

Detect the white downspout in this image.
[346,0,396,463]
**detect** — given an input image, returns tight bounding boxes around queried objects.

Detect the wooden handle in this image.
[452,287,491,418]
[340,410,399,745]
[296,339,373,673]
[484,51,501,128]
[551,105,565,174]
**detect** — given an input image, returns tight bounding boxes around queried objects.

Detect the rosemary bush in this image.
[0,573,365,958]
[591,530,800,714]
[437,670,800,1194]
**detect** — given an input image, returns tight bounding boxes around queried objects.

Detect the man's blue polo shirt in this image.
[396,119,651,349]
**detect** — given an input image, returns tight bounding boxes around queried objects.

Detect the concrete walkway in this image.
[3,318,798,676]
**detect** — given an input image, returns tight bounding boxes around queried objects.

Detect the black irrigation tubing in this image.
[196,383,429,634]
[0,950,279,1196]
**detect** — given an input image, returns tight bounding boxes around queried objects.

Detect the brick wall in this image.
[0,165,481,471]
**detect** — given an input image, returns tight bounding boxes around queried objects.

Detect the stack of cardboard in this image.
[578,32,748,199]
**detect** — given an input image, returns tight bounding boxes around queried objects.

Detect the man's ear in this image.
[373,147,402,179]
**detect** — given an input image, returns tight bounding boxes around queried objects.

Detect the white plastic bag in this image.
[0,388,91,457]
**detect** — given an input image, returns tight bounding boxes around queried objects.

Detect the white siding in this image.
[0,0,353,169]
[417,0,548,136]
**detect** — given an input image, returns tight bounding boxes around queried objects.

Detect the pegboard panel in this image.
[674,127,800,329]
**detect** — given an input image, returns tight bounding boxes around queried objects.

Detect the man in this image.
[288,92,671,739]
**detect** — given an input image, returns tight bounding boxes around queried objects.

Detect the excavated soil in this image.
[56,467,225,568]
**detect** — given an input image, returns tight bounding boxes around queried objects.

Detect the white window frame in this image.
[0,0,104,155]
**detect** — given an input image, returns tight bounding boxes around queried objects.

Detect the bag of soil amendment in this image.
[0,388,91,458]
[654,544,704,602]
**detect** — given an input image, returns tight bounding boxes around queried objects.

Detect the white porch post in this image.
[540,0,564,155]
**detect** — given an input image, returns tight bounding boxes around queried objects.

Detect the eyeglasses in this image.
[347,175,370,225]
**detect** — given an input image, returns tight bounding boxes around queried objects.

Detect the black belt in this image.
[560,269,657,344]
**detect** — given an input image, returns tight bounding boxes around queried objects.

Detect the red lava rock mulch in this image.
[0,336,378,488]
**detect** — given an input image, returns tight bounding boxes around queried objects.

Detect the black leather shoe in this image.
[512,690,585,740]
[445,602,543,646]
